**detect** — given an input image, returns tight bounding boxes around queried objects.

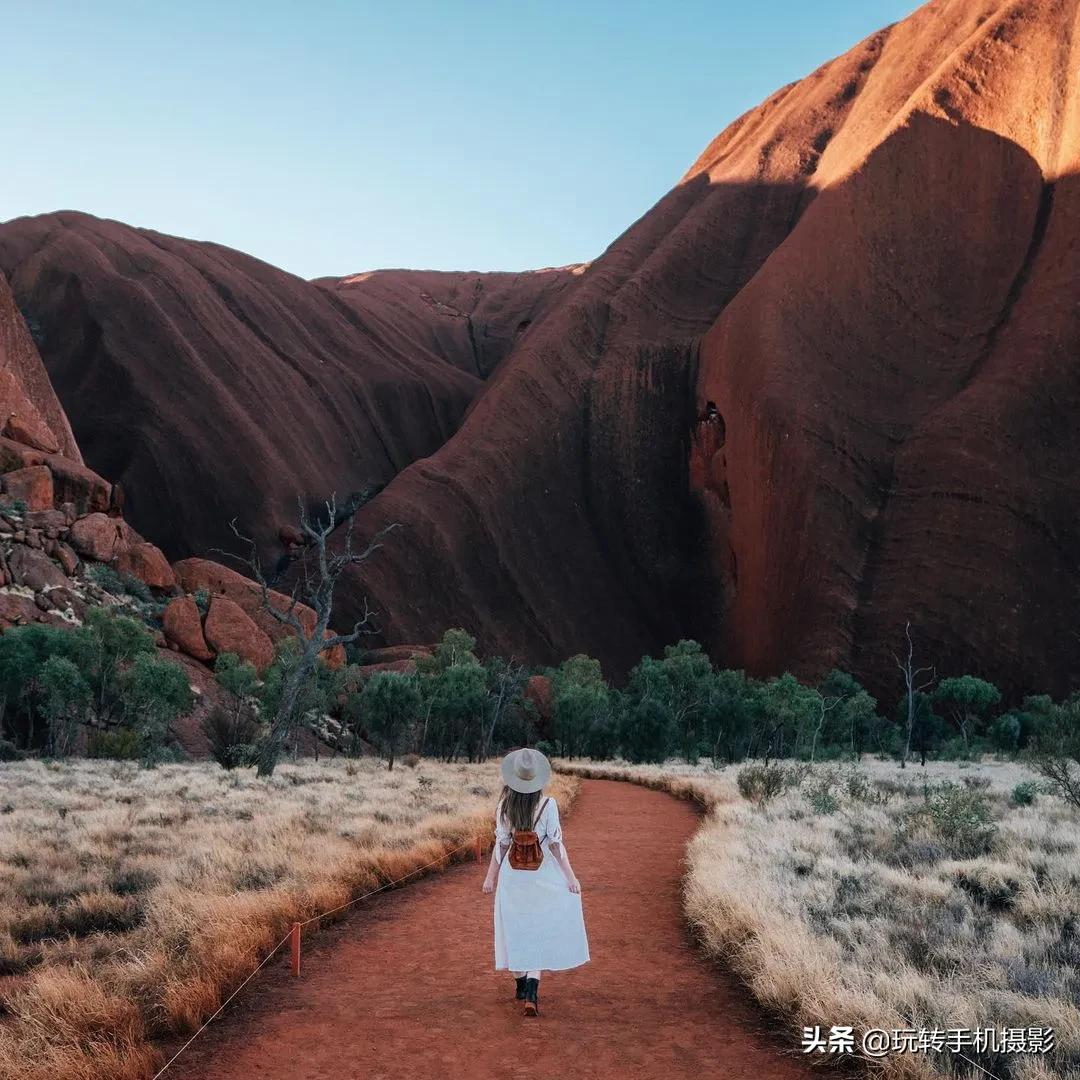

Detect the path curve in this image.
[176,778,815,1080]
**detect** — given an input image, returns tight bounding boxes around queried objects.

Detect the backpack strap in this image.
[532,797,551,829]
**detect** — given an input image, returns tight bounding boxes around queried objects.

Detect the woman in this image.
[481,747,590,1016]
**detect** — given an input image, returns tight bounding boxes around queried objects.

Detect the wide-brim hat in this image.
[500,747,551,793]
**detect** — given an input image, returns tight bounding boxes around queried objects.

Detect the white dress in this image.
[493,796,590,972]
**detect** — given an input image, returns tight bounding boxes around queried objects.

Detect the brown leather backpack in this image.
[507,797,550,871]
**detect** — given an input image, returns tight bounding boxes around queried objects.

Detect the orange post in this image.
[475,835,482,862]
[290,922,301,977]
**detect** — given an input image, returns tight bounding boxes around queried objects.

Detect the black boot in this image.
[514,976,528,1001]
[523,977,540,1016]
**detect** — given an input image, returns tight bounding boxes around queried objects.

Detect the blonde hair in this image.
[498,785,543,832]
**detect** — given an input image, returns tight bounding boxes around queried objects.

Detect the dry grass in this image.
[558,757,1079,1080]
[0,757,579,1079]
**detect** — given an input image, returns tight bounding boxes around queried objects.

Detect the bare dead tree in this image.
[893,621,936,769]
[808,690,846,763]
[480,658,528,760]
[227,495,398,777]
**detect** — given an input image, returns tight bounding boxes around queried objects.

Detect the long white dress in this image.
[493,796,590,972]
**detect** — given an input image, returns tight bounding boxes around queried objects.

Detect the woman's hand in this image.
[482,875,496,894]
[567,876,581,894]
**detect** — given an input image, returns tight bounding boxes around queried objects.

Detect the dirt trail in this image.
[175,778,815,1080]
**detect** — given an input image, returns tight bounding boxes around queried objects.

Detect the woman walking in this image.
[481,747,590,1016]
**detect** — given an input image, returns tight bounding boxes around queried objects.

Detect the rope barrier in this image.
[151,832,487,1077]
[150,928,293,1079]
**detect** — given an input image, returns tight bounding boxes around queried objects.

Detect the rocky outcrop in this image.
[0,215,580,562]
[0,273,79,460]
[162,596,213,662]
[174,557,345,668]
[203,597,275,672]
[319,0,1080,700]
[8,0,1080,701]
[117,542,175,591]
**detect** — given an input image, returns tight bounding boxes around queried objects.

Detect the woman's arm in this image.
[482,841,509,893]
[549,841,581,893]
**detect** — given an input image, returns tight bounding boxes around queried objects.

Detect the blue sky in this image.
[1,1,919,278]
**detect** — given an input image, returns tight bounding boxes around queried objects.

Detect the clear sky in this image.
[1,1,919,279]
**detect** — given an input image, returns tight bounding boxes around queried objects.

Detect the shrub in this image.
[401,753,420,768]
[902,782,998,858]
[737,763,788,805]
[201,704,260,769]
[84,562,126,595]
[805,771,841,814]
[86,727,142,760]
[0,738,25,761]
[1011,780,1039,807]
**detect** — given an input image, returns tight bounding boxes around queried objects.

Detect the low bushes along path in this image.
[176,778,815,1079]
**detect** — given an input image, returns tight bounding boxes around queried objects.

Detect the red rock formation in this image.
[203,596,275,672]
[8,0,1080,702]
[0,215,579,561]
[162,596,214,662]
[0,273,79,460]
[117,542,176,591]
[174,557,345,668]
[2,465,53,511]
[335,0,1080,700]
[68,512,135,563]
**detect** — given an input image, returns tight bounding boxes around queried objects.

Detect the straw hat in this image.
[500,747,551,793]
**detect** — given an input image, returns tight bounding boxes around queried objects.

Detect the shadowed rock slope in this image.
[343,0,1080,699]
[0,212,580,559]
[6,0,1080,700]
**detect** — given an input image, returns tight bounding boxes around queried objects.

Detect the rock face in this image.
[0,214,580,560]
[330,0,1080,701]
[6,0,1080,701]
[0,273,80,460]
[116,541,175,591]
[203,596,275,672]
[173,557,347,669]
[162,597,213,662]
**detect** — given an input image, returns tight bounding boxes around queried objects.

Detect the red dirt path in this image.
[174,779,815,1079]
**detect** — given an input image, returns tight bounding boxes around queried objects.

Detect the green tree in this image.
[702,669,761,764]
[933,675,1002,753]
[121,653,193,763]
[550,654,608,759]
[1026,695,1080,810]
[416,629,489,760]
[39,656,90,757]
[657,641,715,759]
[353,670,421,769]
[68,607,156,725]
[760,673,818,762]
[619,656,675,763]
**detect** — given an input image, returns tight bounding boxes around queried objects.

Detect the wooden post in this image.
[290,922,301,976]
[474,835,482,862]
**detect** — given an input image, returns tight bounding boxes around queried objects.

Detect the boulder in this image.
[117,542,175,591]
[2,465,53,511]
[162,596,213,662]
[0,369,60,453]
[0,591,67,629]
[174,557,343,667]
[68,512,134,562]
[45,456,112,516]
[203,596,274,671]
[24,508,66,533]
[361,644,433,665]
[54,541,79,576]
[7,546,67,592]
